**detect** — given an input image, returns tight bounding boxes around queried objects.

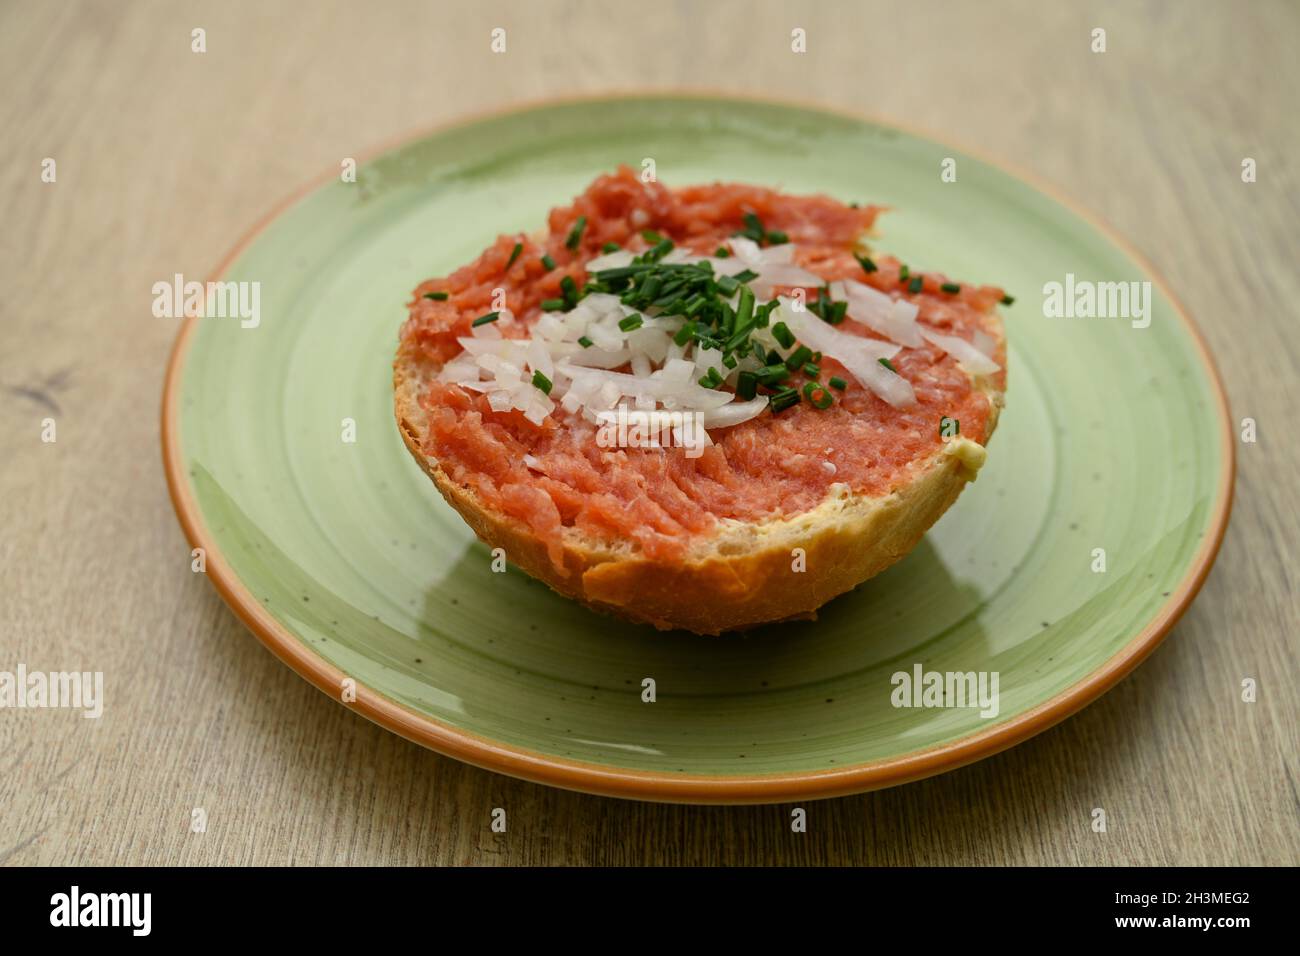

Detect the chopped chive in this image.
[828,376,847,390]
[531,370,553,394]
[803,381,833,409]
[769,387,801,413]
[523,250,861,377]
[878,357,897,373]
[651,238,674,260]
[565,215,587,250]
[853,252,878,275]
[472,311,499,327]
[941,282,961,294]
[540,254,556,271]
[718,301,737,337]
[1001,293,1016,306]
[736,371,758,400]
[594,265,647,280]
[560,275,579,305]
[738,211,765,242]
[898,264,910,281]
[601,241,620,253]
[682,292,708,316]
[578,335,593,348]
[641,229,662,243]
[908,276,923,293]
[766,230,789,245]
[422,291,449,301]
[506,242,523,270]
[698,367,723,389]
[657,295,684,316]
[734,286,755,329]
[715,246,730,258]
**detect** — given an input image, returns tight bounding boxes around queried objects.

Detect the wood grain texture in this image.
[1,0,1296,866]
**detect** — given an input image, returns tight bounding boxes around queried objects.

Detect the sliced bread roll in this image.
[394,169,1006,634]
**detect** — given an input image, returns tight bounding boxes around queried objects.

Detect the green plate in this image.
[163,95,1233,803]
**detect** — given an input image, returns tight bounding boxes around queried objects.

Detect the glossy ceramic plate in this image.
[163,95,1232,803]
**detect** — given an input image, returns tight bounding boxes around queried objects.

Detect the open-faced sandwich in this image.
[394,167,1007,634]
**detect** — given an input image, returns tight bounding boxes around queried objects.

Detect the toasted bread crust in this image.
[394,333,1003,635]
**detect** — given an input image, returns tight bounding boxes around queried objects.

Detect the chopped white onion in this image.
[750,267,823,297]
[585,250,635,271]
[534,313,567,342]
[728,236,765,267]
[526,338,553,380]
[438,353,481,383]
[660,358,695,389]
[757,242,795,265]
[919,326,1001,375]
[598,380,622,409]
[701,396,769,428]
[439,238,983,429]
[830,279,924,347]
[523,398,552,426]
[720,237,821,293]
[565,346,633,369]
[694,345,724,380]
[557,363,733,410]
[456,337,526,357]
[781,301,915,408]
[626,327,671,363]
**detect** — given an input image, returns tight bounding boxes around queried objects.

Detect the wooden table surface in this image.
[2,0,1296,866]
